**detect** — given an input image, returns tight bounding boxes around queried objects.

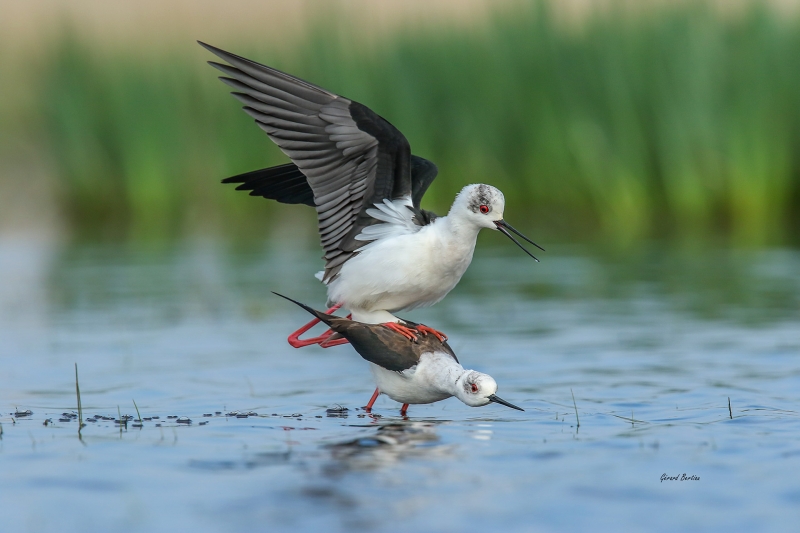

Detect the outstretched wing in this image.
[222,155,439,214]
[201,42,422,282]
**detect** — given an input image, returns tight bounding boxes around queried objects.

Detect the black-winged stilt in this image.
[200,42,543,346]
[275,293,524,416]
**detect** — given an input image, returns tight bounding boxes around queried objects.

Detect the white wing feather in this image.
[354,197,419,250]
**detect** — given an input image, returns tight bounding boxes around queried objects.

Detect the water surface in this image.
[1,240,799,532]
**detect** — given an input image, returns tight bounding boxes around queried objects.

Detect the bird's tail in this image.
[272,292,337,326]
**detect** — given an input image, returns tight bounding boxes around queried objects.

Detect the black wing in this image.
[222,163,314,206]
[410,156,438,209]
[223,155,439,216]
[343,325,458,371]
[201,42,430,282]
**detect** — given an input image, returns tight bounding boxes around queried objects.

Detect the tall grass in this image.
[18,3,800,243]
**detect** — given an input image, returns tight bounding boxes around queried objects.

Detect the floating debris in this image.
[326,405,349,418]
[176,417,191,424]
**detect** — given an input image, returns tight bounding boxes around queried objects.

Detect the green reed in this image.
[13,2,800,244]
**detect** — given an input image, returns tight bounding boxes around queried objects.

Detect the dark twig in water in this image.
[728,397,732,419]
[75,363,84,437]
[133,399,142,423]
[571,388,580,428]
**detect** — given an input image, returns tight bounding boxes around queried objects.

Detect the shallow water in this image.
[1,239,799,533]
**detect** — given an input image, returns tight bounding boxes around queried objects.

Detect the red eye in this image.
[479,205,489,214]
[470,383,479,393]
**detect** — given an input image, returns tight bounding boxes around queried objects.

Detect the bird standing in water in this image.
[275,293,524,416]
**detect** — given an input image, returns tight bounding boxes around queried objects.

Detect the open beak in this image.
[493,220,545,262]
[488,394,525,411]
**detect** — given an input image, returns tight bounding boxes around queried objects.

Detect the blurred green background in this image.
[1,0,799,246]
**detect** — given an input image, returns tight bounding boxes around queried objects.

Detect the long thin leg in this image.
[319,333,350,348]
[400,404,409,416]
[364,388,380,411]
[287,304,350,348]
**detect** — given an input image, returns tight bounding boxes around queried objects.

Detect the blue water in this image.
[1,239,799,532]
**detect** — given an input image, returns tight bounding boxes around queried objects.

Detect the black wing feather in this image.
[410,156,438,209]
[202,42,440,279]
[222,164,314,206]
[224,157,440,223]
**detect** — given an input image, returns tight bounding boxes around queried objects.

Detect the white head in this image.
[449,184,505,229]
[454,370,524,411]
[449,183,544,261]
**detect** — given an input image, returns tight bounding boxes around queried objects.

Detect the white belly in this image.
[369,352,463,405]
[326,225,476,323]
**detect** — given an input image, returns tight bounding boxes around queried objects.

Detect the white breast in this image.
[326,218,478,321]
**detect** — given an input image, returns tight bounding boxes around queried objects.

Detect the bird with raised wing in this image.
[274,293,524,416]
[200,42,543,344]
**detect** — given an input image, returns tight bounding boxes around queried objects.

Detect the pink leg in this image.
[287,304,351,348]
[382,322,419,342]
[416,324,448,342]
[319,334,350,348]
[364,388,380,411]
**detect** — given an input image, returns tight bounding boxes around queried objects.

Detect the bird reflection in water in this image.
[322,421,453,476]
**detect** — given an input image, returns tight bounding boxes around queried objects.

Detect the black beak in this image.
[494,220,544,262]
[488,394,524,411]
